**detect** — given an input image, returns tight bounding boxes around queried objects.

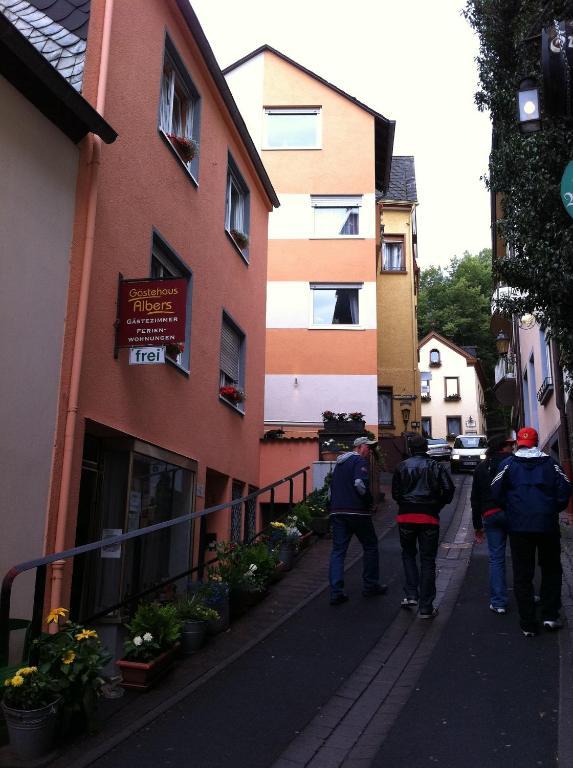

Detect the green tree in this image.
[464,0,573,380]
[418,249,497,378]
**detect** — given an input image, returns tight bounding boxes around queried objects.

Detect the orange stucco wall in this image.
[259,440,317,504]
[45,0,273,559]
[266,329,377,374]
[267,239,374,282]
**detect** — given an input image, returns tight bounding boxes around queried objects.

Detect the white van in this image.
[450,435,488,473]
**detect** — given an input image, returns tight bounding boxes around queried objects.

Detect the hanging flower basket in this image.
[230,229,249,250]
[166,134,198,163]
[165,342,184,358]
[219,385,245,403]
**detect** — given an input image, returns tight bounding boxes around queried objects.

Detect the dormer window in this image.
[429,349,441,367]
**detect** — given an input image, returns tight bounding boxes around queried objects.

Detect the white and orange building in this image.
[224,46,395,482]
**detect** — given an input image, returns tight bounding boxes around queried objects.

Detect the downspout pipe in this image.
[50,0,114,611]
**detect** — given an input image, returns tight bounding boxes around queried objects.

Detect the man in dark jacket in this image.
[471,435,515,614]
[328,437,387,605]
[392,434,454,618]
[491,426,572,637]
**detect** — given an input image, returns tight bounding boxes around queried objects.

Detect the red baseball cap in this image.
[516,427,538,448]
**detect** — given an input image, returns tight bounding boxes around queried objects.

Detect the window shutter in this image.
[311,195,362,207]
[220,321,240,381]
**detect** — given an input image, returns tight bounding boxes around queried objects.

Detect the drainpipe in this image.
[50,0,115,610]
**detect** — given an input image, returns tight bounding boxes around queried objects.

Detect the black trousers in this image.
[508,531,562,629]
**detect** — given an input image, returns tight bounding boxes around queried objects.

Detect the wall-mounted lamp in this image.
[401,404,411,429]
[495,330,510,357]
[517,78,541,133]
[294,377,299,388]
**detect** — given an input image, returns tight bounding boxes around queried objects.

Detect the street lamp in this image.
[401,404,411,430]
[495,330,510,356]
[517,78,541,133]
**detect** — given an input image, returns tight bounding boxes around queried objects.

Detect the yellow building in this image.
[376,157,421,439]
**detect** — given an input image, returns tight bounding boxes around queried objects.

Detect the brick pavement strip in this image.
[270,479,474,768]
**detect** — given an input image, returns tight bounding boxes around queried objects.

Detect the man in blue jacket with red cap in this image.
[491,427,572,637]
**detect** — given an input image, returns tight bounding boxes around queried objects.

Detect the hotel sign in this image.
[117,277,187,348]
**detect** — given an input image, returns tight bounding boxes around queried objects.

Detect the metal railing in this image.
[0,466,310,665]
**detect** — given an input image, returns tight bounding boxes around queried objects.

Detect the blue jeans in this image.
[329,515,380,597]
[399,524,439,612]
[484,512,508,609]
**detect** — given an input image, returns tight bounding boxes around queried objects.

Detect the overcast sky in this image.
[190,0,492,269]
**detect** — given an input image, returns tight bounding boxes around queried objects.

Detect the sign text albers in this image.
[117,277,187,348]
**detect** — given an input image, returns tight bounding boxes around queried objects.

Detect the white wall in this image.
[225,53,265,152]
[419,338,485,439]
[266,281,377,329]
[0,77,79,616]
[265,374,378,424]
[268,193,376,240]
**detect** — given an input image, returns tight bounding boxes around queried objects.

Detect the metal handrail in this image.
[0,465,310,664]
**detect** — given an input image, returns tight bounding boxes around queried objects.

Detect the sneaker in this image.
[533,595,541,604]
[418,607,439,619]
[330,594,349,606]
[401,597,418,608]
[543,618,563,631]
[489,604,507,615]
[521,622,539,637]
[522,628,537,638]
[363,584,388,597]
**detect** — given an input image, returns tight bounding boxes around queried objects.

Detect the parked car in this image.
[426,438,452,462]
[450,435,488,473]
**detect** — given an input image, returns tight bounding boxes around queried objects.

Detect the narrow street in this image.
[52,476,573,768]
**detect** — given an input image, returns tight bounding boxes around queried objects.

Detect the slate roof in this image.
[0,0,88,91]
[380,156,417,203]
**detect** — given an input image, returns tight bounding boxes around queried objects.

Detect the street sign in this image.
[129,347,166,365]
[560,161,573,218]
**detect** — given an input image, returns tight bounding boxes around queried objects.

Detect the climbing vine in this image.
[464,0,573,379]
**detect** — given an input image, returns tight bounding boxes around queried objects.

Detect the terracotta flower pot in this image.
[116,644,179,691]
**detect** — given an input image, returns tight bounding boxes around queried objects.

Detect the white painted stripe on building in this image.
[268,193,376,240]
[225,54,265,151]
[266,281,377,329]
[264,374,378,424]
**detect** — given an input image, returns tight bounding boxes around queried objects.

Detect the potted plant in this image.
[176,596,220,655]
[219,385,245,404]
[320,438,348,461]
[270,516,301,571]
[166,134,199,163]
[305,479,331,536]
[116,602,181,691]
[290,503,313,549]
[196,580,230,635]
[209,542,277,619]
[230,228,249,250]
[33,607,111,735]
[165,342,184,358]
[1,666,61,760]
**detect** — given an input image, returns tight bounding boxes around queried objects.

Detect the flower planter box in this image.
[320,451,341,461]
[297,531,313,551]
[229,587,267,620]
[116,645,179,691]
[310,517,330,536]
[323,420,365,433]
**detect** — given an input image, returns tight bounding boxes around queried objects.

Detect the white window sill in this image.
[159,129,199,187]
[308,325,364,331]
[219,395,245,414]
[225,229,250,265]
[262,146,322,151]
[310,236,365,240]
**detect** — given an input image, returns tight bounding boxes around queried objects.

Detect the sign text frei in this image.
[117,278,187,348]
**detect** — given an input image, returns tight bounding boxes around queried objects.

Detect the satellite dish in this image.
[519,313,536,329]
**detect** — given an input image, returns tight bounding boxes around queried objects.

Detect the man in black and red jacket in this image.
[392,434,454,618]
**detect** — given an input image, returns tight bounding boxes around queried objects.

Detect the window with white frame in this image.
[150,234,192,370]
[378,388,393,426]
[220,314,245,409]
[311,195,361,237]
[444,377,460,399]
[429,348,441,366]
[421,417,432,437]
[421,371,431,399]
[225,156,250,258]
[311,284,361,326]
[382,236,405,271]
[264,107,320,149]
[159,39,201,177]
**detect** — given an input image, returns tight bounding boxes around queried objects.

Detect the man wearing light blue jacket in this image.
[491,427,571,637]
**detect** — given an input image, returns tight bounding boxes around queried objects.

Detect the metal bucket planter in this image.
[116,644,179,691]
[278,542,295,571]
[180,620,207,655]
[1,698,61,760]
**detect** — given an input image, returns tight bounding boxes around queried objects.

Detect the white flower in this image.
[143,633,153,643]
[249,564,257,572]
[133,635,143,646]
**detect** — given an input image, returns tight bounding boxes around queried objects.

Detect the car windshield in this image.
[453,436,487,449]
[427,439,447,445]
